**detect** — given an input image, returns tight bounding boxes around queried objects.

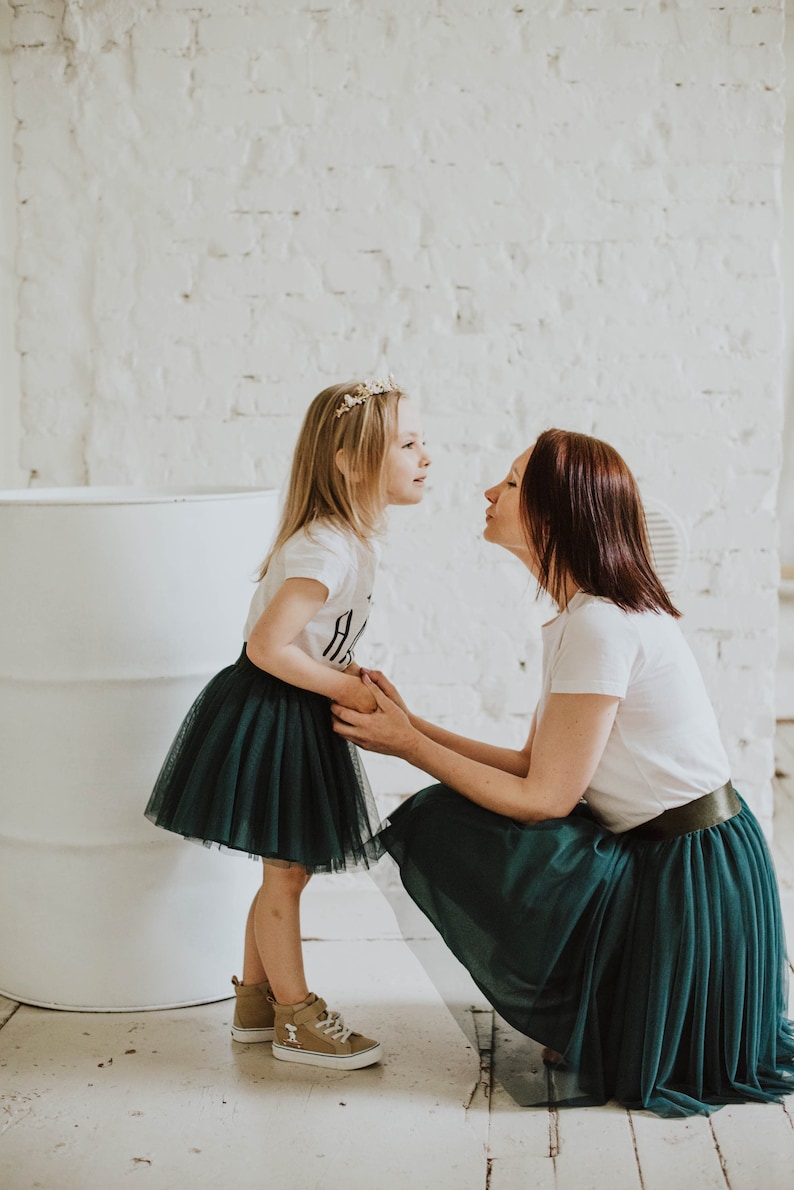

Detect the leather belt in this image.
[627,780,740,841]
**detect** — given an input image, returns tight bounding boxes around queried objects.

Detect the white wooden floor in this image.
[1,728,794,1190]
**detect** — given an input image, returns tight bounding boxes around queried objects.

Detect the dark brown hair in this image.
[521,429,680,617]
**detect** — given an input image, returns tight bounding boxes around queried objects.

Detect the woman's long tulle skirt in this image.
[144,649,382,872]
[379,784,794,1118]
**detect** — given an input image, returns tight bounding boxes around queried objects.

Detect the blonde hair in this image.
[258,380,407,579]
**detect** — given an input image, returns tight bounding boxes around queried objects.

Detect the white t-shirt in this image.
[243,521,379,672]
[539,591,731,833]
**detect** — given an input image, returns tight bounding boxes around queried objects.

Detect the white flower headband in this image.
[334,375,398,418]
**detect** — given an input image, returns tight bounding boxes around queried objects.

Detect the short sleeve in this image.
[280,526,352,600]
[550,603,638,698]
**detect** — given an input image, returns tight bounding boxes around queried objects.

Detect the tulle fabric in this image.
[379,784,794,1118]
[144,649,382,872]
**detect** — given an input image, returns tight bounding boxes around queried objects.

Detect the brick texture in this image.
[8,0,785,825]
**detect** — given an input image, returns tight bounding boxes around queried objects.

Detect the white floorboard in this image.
[629,1111,727,1190]
[0,934,487,1190]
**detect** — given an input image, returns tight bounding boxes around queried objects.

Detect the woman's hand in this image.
[359,669,411,716]
[332,676,416,756]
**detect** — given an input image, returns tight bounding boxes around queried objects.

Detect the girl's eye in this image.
[507,481,517,488]
[402,441,416,450]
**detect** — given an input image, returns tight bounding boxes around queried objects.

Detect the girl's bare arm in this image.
[246,578,377,713]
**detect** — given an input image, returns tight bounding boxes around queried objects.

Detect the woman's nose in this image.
[484,485,497,504]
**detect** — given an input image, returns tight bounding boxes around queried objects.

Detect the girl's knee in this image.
[264,862,311,895]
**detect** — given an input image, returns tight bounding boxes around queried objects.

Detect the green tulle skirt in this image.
[379,784,794,1118]
[144,648,382,872]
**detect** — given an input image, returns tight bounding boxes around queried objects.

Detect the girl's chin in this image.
[389,491,425,506]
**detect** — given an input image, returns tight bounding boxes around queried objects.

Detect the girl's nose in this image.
[484,485,497,504]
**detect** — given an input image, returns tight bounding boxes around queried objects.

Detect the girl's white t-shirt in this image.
[539,591,731,833]
[243,521,379,672]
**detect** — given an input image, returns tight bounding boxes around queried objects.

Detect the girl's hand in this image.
[336,674,378,714]
[332,675,416,756]
[359,669,411,716]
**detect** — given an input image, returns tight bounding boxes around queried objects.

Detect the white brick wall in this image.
[6,0,786,828]
[0,2,23,488]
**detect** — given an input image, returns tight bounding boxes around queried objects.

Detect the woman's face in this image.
[483,447,534,555]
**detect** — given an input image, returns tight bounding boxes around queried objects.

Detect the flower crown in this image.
[334,375,397,419]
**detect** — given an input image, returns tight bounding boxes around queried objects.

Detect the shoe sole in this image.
[272,1041,382,1070]
[231,1025,275,1044]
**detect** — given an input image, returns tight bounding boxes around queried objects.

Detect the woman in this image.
[332,429,794,1118]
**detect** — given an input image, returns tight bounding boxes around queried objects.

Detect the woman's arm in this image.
[332,680,618,821]
[246,578,377,712]
[361,669,535,777]
[405,710,536,778]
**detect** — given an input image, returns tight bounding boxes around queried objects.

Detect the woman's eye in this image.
[507,481,517,488]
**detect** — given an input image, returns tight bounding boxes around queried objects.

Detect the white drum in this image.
[0,487,279,1010]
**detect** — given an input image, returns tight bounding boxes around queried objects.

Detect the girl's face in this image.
[383,398,431,506]
[484,446,535,558]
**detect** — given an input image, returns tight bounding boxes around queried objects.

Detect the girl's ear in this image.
[335,448,348,477]
[335,449,360,482]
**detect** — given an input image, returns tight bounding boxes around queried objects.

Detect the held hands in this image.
[332,673,415,757]
[359,669,411,716]
[337,673,378,714]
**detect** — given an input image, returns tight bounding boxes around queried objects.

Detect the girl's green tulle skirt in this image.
[144,648,382,872]
[379,784,794,1118]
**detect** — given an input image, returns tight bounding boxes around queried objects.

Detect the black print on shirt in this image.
[323,609,353,663]
[322,595,371,668]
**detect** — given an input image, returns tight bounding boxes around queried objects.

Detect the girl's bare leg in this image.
[247,862,312,1004]
[241,884,268,985]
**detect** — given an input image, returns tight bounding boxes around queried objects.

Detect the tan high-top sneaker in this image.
[272,993,382,1069]
[230,975,275,1043]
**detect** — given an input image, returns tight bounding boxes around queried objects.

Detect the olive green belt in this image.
[627,780,740,841]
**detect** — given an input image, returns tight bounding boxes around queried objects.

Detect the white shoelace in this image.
[314,1009,353,1044]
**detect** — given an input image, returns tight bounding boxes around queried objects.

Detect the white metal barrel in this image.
[0,487,279,1010]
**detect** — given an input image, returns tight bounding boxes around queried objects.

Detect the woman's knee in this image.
[410,784,460,817]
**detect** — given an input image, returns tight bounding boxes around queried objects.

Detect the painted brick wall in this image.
[8,0,785,828]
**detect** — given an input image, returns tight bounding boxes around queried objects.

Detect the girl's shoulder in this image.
[281,518,344,549]
[280,519,375,567]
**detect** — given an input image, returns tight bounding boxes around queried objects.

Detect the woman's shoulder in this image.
[561,594,676,651]
[567,593,676,628]
[564,593,634,631]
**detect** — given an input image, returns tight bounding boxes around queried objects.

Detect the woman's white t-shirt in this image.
[539,591,731,833]
[243,522,378,672]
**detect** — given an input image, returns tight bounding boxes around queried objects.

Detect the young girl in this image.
[145,377,430,1070]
